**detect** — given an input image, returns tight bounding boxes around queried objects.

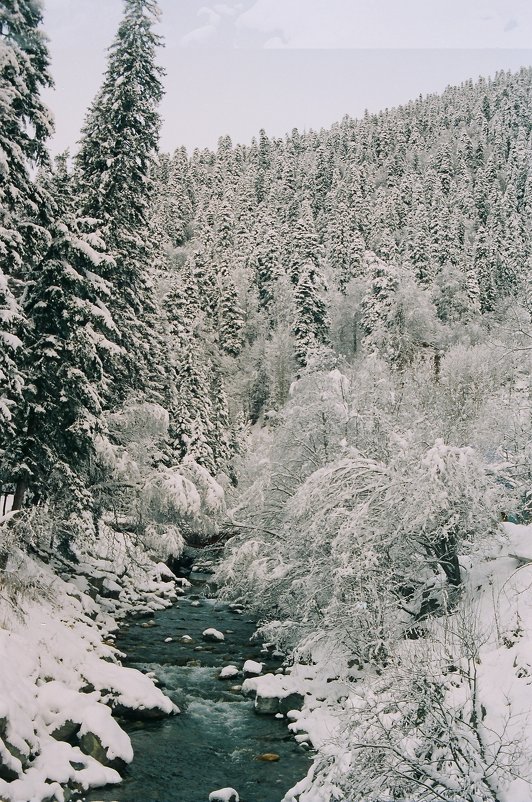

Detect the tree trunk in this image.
[12,478,28,512]
[433,535,461,586]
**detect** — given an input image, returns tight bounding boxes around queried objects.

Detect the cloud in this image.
[234,0,532,48]
[198,5,222,25]
[180,23,218,46]
[213,3,241,16]
[180,5,224,46]
[178,2,245,47]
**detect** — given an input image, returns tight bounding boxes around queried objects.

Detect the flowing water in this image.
[83,569,311,802]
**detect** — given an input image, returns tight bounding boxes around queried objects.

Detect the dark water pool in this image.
[83,570,311,802]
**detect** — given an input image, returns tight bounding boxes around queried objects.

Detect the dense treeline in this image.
[154,66,531,429]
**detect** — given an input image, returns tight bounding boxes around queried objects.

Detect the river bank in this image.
[83,566,312,802]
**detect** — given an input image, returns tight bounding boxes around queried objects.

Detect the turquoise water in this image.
[82,570,311,802]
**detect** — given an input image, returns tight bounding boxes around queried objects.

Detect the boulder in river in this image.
[257,752,280,761]
[208,788,239,802]
[112,701,178,721]
[79,730,125,771]
[253,695,278,715]
[202,628,225,642]
[243,673,305,715]
[243,659,262,677]
[253,691,305,715]
[218,665,239,680]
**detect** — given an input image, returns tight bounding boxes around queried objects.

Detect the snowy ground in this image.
[0,524,181,802]
[244,523,532,802]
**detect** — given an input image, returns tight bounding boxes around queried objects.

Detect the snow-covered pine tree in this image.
[292,261,330,368]
[209,369,233,473]
[168,343,217,475]
[361,252,401,339]
[217,263,244,358]
[151,148,194,255]
[325,180,365,292]
[473,225,498,313]
[6,156,114,511]
[0,0,52,462]
[75,0,164,402]
[289,199,321,285]
[252,218,283,313]
[207,196,244,357]
[163,261,218,474]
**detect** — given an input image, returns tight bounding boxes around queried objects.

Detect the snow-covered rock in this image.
[209,788,239,802]
[0,530,180,802]
[242,659,262,677]
[202,628,225,642]
[218,665,239,680]
[243,672,305,715]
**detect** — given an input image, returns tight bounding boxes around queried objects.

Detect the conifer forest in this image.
[1,2,532,801]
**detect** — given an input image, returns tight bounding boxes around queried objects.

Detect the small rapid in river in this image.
[83,567,312,802]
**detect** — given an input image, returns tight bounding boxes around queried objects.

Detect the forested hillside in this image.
[1,0,532,799]
[153,66,531,434]
[162,67,532,802]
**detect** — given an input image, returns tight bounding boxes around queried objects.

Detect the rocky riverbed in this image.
[82,567,312,802]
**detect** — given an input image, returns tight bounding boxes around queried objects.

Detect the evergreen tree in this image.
[168,342,217,474]
[210,369,232,472]
[473,226,497,312]
[362,252,401,340]
[218,265,244,358]
[0,0,52,457]
[75,0,164,400]
[289,200,321,285]
[164,268,215,473]
[151,150,193,254]
[292,262,330,368]
[253,233,283,314]
[326,181,365,292]
[5,158,113,510]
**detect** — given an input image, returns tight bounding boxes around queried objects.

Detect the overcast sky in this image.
[42,0,532,154]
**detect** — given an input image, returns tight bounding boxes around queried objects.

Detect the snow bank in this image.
[243,672,293,698]
[0,522,180,802]
[280,525,532,802]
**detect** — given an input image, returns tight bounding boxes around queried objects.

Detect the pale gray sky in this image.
[41,0,532,154]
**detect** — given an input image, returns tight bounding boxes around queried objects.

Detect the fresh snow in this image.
[242,659,263,675]
[0,525,179,802]
[278,525,532,802]
[202,628,225,641]
[219,665,239,679]
[209,788,239,802]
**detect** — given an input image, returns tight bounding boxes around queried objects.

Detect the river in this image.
[82,567,311,802]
